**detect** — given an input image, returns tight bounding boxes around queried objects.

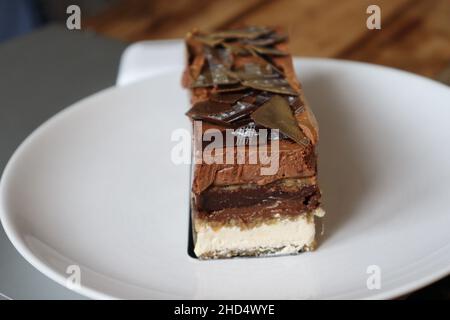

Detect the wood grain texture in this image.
[225,0,412,57]
[339,0,450,78]
[85,0,267,41]
[84,0,450,77]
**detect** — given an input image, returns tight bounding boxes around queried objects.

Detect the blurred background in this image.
[0,0,449,79]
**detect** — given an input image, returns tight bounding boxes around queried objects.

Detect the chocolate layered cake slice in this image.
[183,26,325,259]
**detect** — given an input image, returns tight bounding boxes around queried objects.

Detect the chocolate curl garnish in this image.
[251,95,309,146]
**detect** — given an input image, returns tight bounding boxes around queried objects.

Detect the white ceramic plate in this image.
[1,58,450,300]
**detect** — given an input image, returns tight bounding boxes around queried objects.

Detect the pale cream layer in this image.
[194,208,324,258]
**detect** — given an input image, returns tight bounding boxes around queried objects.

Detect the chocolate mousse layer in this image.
[192,138,317,194]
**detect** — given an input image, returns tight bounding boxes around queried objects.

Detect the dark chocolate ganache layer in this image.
[195,178,320,212]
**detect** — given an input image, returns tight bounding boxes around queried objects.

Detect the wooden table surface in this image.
[83,0,449,299]
[85,0,450,80]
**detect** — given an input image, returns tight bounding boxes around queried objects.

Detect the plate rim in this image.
[1,57,449,300]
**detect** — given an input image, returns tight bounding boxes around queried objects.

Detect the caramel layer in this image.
[194,197,320,230]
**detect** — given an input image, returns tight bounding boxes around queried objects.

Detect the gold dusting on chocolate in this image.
[241,78,298,96]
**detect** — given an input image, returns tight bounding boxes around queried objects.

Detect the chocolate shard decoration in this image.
[288,96,305,114]
[222,43,251,56]
[191,69,214,88]
[221,101,258,123]
[209,26,273,40]
[186,26,308,146]
[248,50,285,76]
[225,44,286,57]
[234,63,280,81]
[186,100,231,118]
[253,92,272,105]
[250,95,309,146]
[250,45,288,56]
[229,116,253,128]
[210,92,249,104]
[204,47,240,86]
[210,64,240,86]
[193,34,223,47]
[217,48,234,68]
[243,33,287,46]
[238,91,272,107]
[187,100,258,125]
[242,78,298,95]
[215,85,249,93]
[192,65,239,88]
